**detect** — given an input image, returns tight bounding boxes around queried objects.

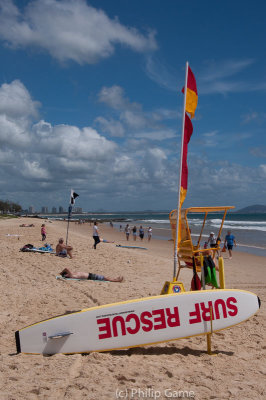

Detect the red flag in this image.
[182,66,198,118]
[180,113,193,206]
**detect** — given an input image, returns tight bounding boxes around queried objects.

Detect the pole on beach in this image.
[65,189,79,245]
[65,204,72,245]
[173,62,189,279]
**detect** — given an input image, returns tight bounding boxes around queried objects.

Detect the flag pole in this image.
[66,189,72,245]
[173,61,189,279]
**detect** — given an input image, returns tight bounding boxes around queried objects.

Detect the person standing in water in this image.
[139,226,144,241]
[132,226,137,241]
[124,224,130,241]
[148,227,152,241]
[224,230,236,259]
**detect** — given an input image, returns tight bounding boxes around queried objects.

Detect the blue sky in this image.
[0,0,265,212]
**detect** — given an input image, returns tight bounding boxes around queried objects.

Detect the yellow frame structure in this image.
[169,206,234,280]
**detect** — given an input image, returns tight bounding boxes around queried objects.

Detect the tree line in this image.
[0,200,22,213]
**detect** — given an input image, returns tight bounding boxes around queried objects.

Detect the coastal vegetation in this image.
[0,200,22,215]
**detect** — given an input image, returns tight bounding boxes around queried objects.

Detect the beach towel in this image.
[116,245,147,250]
[56,276,107,282]
[20,243,55,253]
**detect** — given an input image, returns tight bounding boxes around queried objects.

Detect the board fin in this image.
[48,332,73,339]
[15,331,21,353]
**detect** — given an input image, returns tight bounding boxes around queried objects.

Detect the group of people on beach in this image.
[206,230,236,259]
[33,219,237,285]
[124,224,152,242]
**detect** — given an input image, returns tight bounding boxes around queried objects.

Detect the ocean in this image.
[46,211,266,257]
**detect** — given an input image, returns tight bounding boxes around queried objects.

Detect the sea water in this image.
[45,211,266,257]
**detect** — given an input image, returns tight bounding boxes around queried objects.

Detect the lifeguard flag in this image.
[180,113,193,207]
[182,66,198,118]
[70,190,79,205]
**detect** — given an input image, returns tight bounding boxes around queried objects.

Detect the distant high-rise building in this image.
[73,207,83,213]
[52,207,57,214]
[59,206,64,214]
[29,206,34,214]
[41,206,49,214]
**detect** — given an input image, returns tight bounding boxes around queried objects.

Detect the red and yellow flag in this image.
[170,113,193,245]
[180,113,193,207]
[182,66,198,118]
[177,66,197,244]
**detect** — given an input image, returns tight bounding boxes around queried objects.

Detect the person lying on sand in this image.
[91,238,114,249]
[60,268,123,282]
[19,223,35,227]
[56,238,73,259]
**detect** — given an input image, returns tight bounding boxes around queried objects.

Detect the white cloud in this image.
[145,55,178,91]
[145,56,266,95]
[98,85,140,111]
[259,164,266,176]
[199,59,266,95]
[134,129,176,140]
[200,59,254,82]
[97,84,178,140]
[0,79,265,210]
[0,0,157,64]
[241,111,266,125]
[0,80,40,121]
[22,160,50,180]
[95,116,125,137]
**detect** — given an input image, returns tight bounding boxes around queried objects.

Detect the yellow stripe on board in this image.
[18,289,258,331]
[20,305,260,356]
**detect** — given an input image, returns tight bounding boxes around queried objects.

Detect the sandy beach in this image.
[0,217,265,400]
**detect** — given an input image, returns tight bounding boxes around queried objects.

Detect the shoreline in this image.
[20,212,266,257]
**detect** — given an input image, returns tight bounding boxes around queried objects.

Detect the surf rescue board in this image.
[15,289,260,355]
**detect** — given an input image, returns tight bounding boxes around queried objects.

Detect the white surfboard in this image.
[22,249,56,254]
[15,289,260,355]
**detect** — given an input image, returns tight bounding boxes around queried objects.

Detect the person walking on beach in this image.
[132,226,137,241]
[148,227,152,241]
[224,230,236,259]
[56,238,73,258]
[92,221,101,249]
[125,224,130,241]
[41,224,46,241]
[139,226,144,241]
[207,232,216,248]
[60,268,123,282]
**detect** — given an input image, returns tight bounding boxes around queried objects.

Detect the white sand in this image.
[0,217,265,399]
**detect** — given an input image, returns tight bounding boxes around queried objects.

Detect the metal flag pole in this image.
[66,189,72,245]
[173,61,189,279]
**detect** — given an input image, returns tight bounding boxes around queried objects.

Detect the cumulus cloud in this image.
[95,117,125,137]
[0,79,265,210]
[0,0,157,64]
[97,84,178,140]
[98,85,140,111]
[0,79,40,121]
[0,79,178,208]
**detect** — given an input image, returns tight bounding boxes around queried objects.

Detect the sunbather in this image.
[56,238,73,258]
[60,268,123,282]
